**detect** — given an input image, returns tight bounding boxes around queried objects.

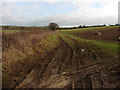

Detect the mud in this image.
[70,27,119,42]
[2,34,120,89]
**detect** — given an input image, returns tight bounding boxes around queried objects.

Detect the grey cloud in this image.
[2,1,118,26]
[2,14,117,26]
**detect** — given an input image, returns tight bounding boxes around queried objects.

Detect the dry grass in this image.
[2,29,62,88]
[2,30,57,65]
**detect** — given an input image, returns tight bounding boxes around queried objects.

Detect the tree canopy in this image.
[48,23,59,30]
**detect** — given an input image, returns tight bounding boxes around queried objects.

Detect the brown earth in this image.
[69,27,119,42]
[2,33,120,89]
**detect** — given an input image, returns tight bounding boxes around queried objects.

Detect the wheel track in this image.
[59,35,120,88]
[17,51,60,88]
[4,33,119,88]
[41,37,69,79]
[17,36,68,88]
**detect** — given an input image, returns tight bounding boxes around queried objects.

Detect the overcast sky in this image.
[1,0,119,27]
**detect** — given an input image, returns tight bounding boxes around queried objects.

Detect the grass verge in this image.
[58,26,118,32]
[60,32,119,55]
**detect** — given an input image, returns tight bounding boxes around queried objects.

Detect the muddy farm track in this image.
[3,32,120,89]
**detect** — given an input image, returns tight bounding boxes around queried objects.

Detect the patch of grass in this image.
[58,26,117,32]
[61,32,119,54]
[92,39,119,45]
[60,33,75,49]
[2,30,21,34]
[1,29,31,34]
[41,32,61,51]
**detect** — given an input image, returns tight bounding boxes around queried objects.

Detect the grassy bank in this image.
[3,30,60,73]
[58,26,118,32]
[60,32,119,55]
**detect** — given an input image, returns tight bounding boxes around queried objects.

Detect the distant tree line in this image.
[109,24,120,26]
[1,23,119,31]
[1,23,59,31]
[1,25,48,30]
[58,24,120,30]
[58,24,106,30]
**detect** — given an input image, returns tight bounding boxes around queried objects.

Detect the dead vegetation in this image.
[93,31,101,36]
[2,30,53,60]
[2,29,61,88]
[2,27,120,89]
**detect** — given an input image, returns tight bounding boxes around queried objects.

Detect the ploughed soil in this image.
[69,27,119,42]
[2,32,120,88]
